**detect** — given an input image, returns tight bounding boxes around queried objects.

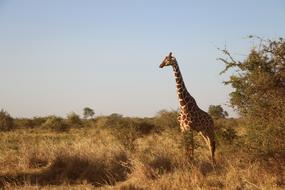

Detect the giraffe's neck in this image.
[172,63,197,112]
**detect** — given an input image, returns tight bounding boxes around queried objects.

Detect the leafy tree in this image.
[0,109,14,131]
[219,37,285,160]
[83,107,95,119]
[208,105,228,119]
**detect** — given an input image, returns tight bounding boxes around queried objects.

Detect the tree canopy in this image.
[208,105,228,119]
[219,37,285,160]
[83,107,95,119]
[219,37,285,123]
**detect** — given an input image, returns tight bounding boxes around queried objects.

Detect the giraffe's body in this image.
[160,52,216,163]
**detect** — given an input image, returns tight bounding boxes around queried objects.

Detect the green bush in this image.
[0,109,14,131]
[41,116,69,132]
[32,117,48,127]
[214,118,239,147]
[134,119,155,135]
[105,113,125,128]
[66,112,82,128]
[221,127,237,144]
[109,117,155,150]
[154,110,179,130]
[16,116,48,128]
[14,118,33,128]
[246,122,285,161]
[95,114,156,150]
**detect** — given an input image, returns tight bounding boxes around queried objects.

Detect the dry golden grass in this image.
[0,126,283,190]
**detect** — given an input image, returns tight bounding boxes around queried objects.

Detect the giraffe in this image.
[159,52,216,164]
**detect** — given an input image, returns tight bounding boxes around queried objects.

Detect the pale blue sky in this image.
[0,0,285,118]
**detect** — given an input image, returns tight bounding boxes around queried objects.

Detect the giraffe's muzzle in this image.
[159,63,165,68]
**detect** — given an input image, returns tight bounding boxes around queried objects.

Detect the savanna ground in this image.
[0,111,284,190]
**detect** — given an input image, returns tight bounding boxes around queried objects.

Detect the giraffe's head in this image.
[159,52,177,68]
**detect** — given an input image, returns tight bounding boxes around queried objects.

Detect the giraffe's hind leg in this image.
[199,132,216,164]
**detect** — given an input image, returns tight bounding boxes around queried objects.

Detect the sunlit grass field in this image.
[0,114,283,190]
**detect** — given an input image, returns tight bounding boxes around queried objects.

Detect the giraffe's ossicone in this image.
[160,52,216,164]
